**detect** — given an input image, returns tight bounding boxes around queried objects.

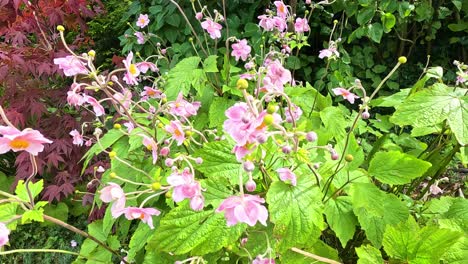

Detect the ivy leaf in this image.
[148,203,245,255]
[194,141,240,183]
[356,244,384,264]
[391,84,468,145]
[15,179,43,202]
[324,196,358,247]
[367,23,383,43]
[357,6,375,25]
[350,183,409,248]
[266,176,325,251]
[381,13,396,33]
[368,151,432,185]
[383,217,462,263]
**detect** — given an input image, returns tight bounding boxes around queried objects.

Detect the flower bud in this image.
[282,145,292,154]
[236,78,249,90]
[263,114,274,125]
[195,157,203,164]
[256,133,268,143]
[109,172,117,178]
[108,151,117,159]
[245,180,256,192]
[361,111,370,119]
[57,25,65,32]
[165,158,174,167]
[185,130,193,137]
[151,182,161,191]
[160,147,170,156]
[306,131,318,142]
[398,56,407,64]
[267,104,277,114]
[243,161,255,172]
[345,154,354,162]
[87,50,96,57]
[330,150,339,160]
[195,12,203,20]
[113,123,121,129]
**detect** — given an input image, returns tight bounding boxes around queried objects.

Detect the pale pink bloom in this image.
[277,168,297,186]
[262,60,291,92]
[168,93,201,118]
[216,194,268,226]
[456,72,467,85]
[165,120,185,145]
[100,183,126,218]
[113,89,132,112]
[142,135,158,164]
[240,73,255,80]
[85,140,92,147]
[97,166,105,173]
[0,126,52,156]
[123,207,160,229]
[70,240,78,248]
[245,61,255,70]
[136,61,158,74]
[429,184,443,195]
[231,39,251,62]
[305,0,312,4]
[134,31,145,44]
[258,15,275,31]
[223,103,266,146]
[195,12,203,20]
[332,88,359,104]
[141,86,162,100]
[201,18,222,39]
[123,122,134,133]
[123,52,140,85]
[69,129,83,146]
[233,144,256,161]
[53,56,88,76]
[294,17,310,33]
[319,47,340,59]
[190,195,205,211]
[84,96,105,116]
[284,104,302,123]
[0,222,10,247]
[67,83,85,107]
[272,16,287,32]
[281,44,291,54]
[136,14,150,28]
[252,256,275,264]
[274,1,288,18]
[167,168,204,210]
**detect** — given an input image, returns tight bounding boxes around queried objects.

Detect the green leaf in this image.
[266,176,325,251]
[350,183,409,248]
[148,203,245,255]
[356,244,384,264]
[320,107,347,140]
[81,129,125,172]
[286,56,301,70]
[194,141,240,183]
[165,57,203,100]
[15,179,43,202]
[282,240,340,263]
[285,83,332,113]
[22,208,44,223]
[368,23,383,43]
[426,66,444,79]
[381,13,396,32]
[203,55,218,73]
[383,217,462,263]
[324,196,358,247]
[128,223,153,261]
[208,97,233,128]
[0,172,14,192]
[391,84,468,145]
[368,151,431,185]
[357,6,376,25]
[202,177,232,208]
[370,88,410,107]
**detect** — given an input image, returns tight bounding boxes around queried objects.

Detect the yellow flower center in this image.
[129,64,137,75]
[9,138,30,149]
[139,18,146,25]
[139,213,145,220]
[174,129,182,137]
[279,5,285,13]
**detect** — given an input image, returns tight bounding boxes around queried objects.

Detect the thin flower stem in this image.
[291,247,342,264]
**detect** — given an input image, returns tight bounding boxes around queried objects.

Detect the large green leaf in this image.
[266,176,325,251]
[81,129,125,172]
[284,83,332,113]
[368,151,432,185]
[383,217,462,264]
[15,179,43,202]
[148,203,245,255]
[320,107,347,140]
[194,141,240,183]
[350,183,409,248]
[324,196,358,247]
[356,244,384,264]
[391,84,468,145]
[128,223,153,261]
[208,97,234,128]
[165,56,204,100]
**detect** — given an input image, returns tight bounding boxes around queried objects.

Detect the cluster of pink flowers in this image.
[53,55,89,76]
[0,126,52,156]
[216,194,268,226]
[261,59,292,92]
[167,168,205,211]
[231,39,251,62]
[0,222,9,247]
[100,183,161,229]
[167,93,201,118]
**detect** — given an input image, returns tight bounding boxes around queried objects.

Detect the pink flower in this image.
[190,195,205,211]
[284,104,302,123]
[100,183,126,218]
[141,86,162,100]
[123,52,140,85]
[231,39,251,62]
[167,168,204,211]
[319,47,340,59]
[223,103,265,146]
[136,14,150,28]
[272,16,287,32]
[123,207,160,229]
[195,12,203,20]
[123,122,134,133]
[84,96,105,116]
[201,18,222,39]
[216,194,268,226]
[332,88,359,104]
[113,89,132,112]
[142,135,158,164]
[165,120,185,145]
[252,256,275,264]
[233,144,256,161]
[262,60,291,92]
[134,31,145,44]
[69,129,83,146]
[136,61,158,74]
[168,93,201,118]
[276,168,297,186]
[258,15,275,31]
[53,56,88,76]
[0,222,10,247]
[0,126,52,156]
[294,17,309,33]
[429,184,443,195]
[274,1,288,18]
